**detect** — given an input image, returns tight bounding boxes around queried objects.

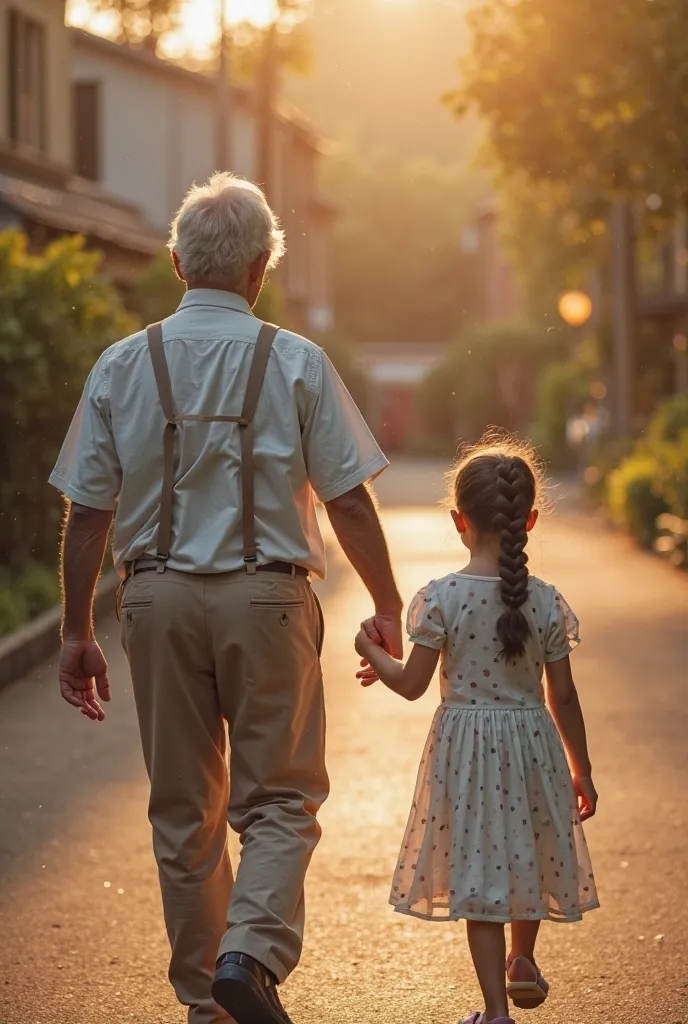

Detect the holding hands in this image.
[355,619,384,687]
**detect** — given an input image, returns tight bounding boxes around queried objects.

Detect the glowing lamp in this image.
[558,291,592,328]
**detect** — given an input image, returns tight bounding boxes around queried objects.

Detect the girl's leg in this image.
[507,921,549,1009]
[509,920,541,962]
[466,921,509,1022]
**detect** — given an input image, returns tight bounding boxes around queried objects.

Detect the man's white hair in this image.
[168,172,286,288]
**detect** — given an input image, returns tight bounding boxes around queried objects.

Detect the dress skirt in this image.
[390,705,599,923]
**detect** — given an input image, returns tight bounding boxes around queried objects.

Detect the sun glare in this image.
[67,0,280,60]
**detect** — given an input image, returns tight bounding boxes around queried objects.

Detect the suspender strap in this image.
[147,323,176,572]
[240,322,279,572]
[147,322,175,422]
[145,319,279,574]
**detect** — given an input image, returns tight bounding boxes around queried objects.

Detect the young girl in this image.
[355,439,599,1024]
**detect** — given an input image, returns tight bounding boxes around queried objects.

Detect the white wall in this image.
[72,41,255,230]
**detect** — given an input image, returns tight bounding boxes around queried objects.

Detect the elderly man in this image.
[50,173,401,1024]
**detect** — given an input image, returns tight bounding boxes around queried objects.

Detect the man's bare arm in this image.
[61,501,113,640]
[59,501,113,721]
[324,484,403,657]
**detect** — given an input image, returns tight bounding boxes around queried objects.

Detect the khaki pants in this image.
[121,568,328,1024]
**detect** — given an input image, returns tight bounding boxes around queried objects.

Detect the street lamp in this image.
[558,290,593,328]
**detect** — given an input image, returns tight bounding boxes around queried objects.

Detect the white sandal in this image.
[506,955,549,1008]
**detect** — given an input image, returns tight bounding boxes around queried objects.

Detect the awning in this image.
[0,171,164,256]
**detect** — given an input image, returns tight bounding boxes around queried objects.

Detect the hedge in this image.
[0,230,135,634]
[605,396,688,565]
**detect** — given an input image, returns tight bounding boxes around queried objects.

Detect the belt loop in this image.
[290,563,296,578]
[156,554,168,574]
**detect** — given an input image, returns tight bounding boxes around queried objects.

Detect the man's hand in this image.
[59,639,111,722]
[361,612,403,659]
[354,627,379,687]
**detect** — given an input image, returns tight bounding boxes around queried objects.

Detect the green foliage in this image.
[254,279,285,325]
[324,150,487,343]
[128,248,184,325]
[18,562,62,618]
[452,0,688,203]
[418,323,552,445]
[607,451,670,548]
[0,580,27,639]
[0,230,135,575]
[0,561,62,637]
[655,509,688,568]
[495,173,607,324]
[532,361,592,469]
[605,397,688,557]
[647,394,688,444]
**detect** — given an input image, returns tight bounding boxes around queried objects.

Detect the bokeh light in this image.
[558,290,593,327]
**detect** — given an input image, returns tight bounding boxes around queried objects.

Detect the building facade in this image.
[474,200,521,323]
[1,5,334,326]
[0,0,163,282]
[354,342,448,452]
[71,28,335,335]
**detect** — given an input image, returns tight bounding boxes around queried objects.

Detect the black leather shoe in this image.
[212,952,294,1024]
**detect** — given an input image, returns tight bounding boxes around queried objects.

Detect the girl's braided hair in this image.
[451,434,542,662]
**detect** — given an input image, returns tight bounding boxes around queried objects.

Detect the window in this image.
[7,8,46,151]
[73,82,101,181]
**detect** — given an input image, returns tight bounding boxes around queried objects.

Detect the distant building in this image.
[71,28,335,334]
[0,0,162,283]
[474,199,520,323]
[354,342,448,451]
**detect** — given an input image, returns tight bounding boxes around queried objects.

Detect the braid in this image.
[451,432,541,662]
[494,457,532,660]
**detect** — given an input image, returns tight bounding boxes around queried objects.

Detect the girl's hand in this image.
[355,627,380,687]
[573,775,598,821]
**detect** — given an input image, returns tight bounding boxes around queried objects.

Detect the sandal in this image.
[460,1015,516,1024]
[506,955,549,1009]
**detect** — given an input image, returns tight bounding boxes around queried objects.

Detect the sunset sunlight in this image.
[68,0,280,58]
[5,0,688,1022]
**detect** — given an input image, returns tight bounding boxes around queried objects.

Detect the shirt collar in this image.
[176,289,253,316]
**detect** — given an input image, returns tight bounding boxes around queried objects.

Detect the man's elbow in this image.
[324,484,372,521]
[65,501,113,535]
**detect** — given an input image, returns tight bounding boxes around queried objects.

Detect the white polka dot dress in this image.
[390,573,599,924]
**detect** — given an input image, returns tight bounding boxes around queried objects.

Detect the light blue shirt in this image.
[50,290,388,577]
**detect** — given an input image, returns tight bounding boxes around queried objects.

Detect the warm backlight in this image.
[68,0,281,60]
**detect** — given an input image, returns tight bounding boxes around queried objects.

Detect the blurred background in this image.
[1,0,687,637]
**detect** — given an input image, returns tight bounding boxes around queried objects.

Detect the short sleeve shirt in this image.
[405,573,580,708]
[49,290,388,577]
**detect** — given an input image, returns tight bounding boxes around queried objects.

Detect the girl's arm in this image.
[355,629,440,701]
[545,656,598,820]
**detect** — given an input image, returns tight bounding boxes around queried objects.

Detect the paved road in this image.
[1,461,687,1024]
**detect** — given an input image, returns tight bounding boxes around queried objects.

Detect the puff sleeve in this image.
[406,581,448,650]
[544,589,581,662]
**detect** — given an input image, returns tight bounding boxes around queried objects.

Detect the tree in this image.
[79,0,312,57]
[324,150,487,344]
[495,173,608,324]
[450,0,688,205]
[78,0,182,44]
[418,324,554,447]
